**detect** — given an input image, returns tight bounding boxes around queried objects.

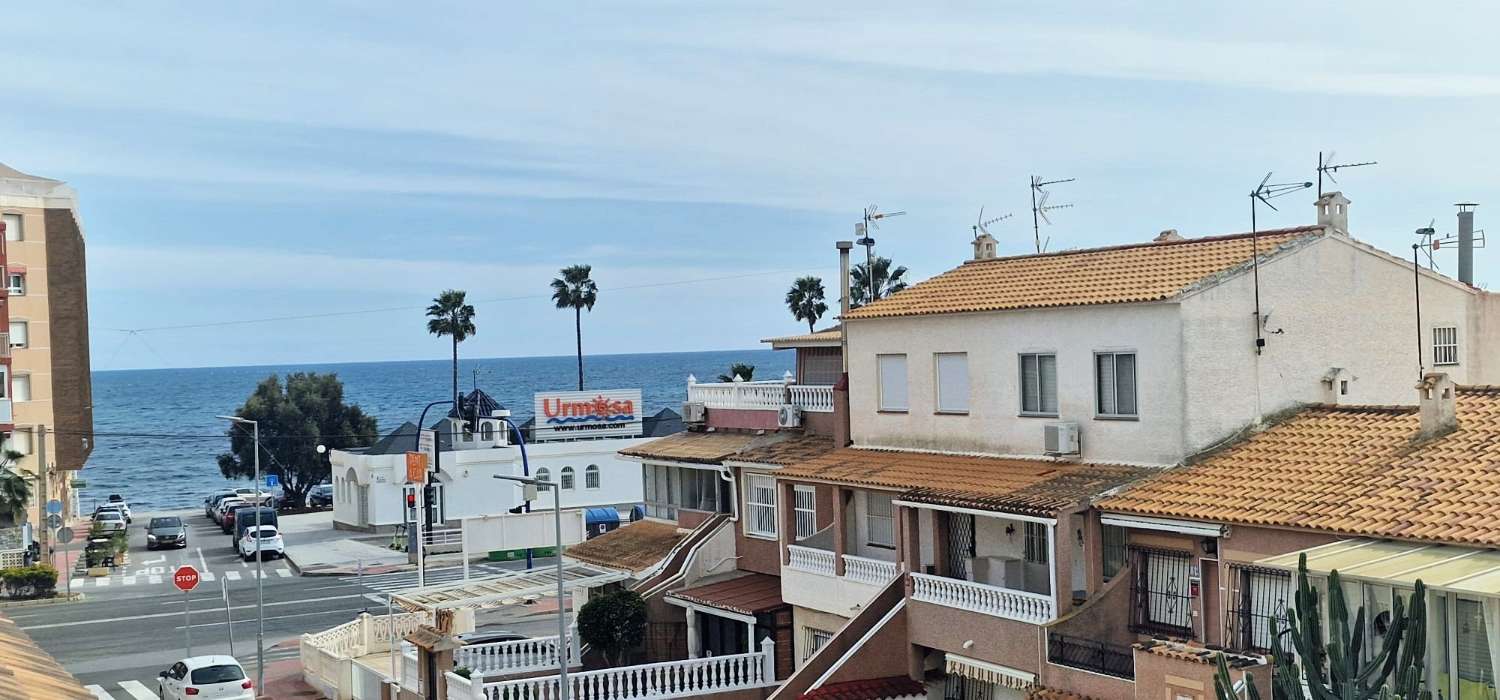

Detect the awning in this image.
[1257,539,1500,597]
[666,573,785,622]
[5,265,23,275]
[391,562,625,611]
[944,654,1034,690]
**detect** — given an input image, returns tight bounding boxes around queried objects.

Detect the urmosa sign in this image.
[533,389,643,441]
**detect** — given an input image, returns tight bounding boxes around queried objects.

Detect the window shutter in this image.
[1021,355,1039,413]
[878,355,908,411]
[1096,354,1117,414]
[1115,353,1137,415]
[1039,355,1058,414]
[936,353,969,412]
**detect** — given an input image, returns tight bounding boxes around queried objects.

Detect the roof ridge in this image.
[959,225,1324,266]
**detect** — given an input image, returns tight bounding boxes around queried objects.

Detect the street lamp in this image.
[216,415,265,694]
[493,471,570,700]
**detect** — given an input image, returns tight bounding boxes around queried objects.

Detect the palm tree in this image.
[551,265,599,390]
[426,290,477,407]
[785,276,829,333]
[718,363,756,383]
[851,257,909,307]
[0,450,31,526]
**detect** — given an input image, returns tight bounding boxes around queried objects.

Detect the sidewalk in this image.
[279,511,409,576]
[258,639,320,699]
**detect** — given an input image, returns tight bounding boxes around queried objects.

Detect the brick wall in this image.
[42,209,91,470]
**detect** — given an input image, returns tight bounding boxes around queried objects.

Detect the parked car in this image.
[157,656,254,700]
[457,630,527,645]
[146,516,188,550]
[220,503,253,534]
[213,497,246,525]
[231,507,277,549]
[238,525,284,561]
[93,510,126,533]
[106,495,133,523]
[307,483,333,507]
[93,503,126,522]
[205,491,238,519]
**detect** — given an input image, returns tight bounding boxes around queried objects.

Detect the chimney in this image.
[1415,372,1458,440]
[972,232,998,260]
[1154,229,1182,243]
[1315,191,1351,232]
[1457,202,1478,286]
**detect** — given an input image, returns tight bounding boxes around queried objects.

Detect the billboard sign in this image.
[534,389,643,441]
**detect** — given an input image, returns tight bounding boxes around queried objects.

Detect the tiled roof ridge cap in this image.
[1304,403,1419,414]
[957,225,1324,266]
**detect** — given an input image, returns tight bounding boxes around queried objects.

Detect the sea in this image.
[83,349,790,512]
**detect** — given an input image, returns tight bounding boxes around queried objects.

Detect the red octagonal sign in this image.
[172,565,200,592]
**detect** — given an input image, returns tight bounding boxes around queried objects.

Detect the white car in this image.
[158,656,253,700]
[92,510,126,533]
[238,524,284,561]
[213,497,246,524]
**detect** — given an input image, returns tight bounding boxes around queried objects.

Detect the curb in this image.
[0,591,85,608]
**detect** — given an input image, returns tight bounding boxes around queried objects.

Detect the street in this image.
[17,511,553,699]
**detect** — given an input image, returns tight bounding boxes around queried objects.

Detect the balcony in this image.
[783,544,901,615]
[454,627,579,679]
[910,572,1056,625]
[686,377,835,413]
[1047,633,1134,680]
[451,638,777,700]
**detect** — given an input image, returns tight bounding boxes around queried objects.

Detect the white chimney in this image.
[1415,372,1458,440]
[972,232,998,260]
[1315,191,1351,232]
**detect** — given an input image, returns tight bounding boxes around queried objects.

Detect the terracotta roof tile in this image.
[844,228,1322,320]
[619,431,770,464]
[564,520,685,574]
[778,448,1151,518]
[730,433,838,467]
[0,612,94,700]
[802,676,927,700]
[1134,639,1264,668]
[762,326,843,347]
[666,573,785,616]
[1099,387,1500,547]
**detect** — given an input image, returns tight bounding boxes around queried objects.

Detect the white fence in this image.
[909,572,1056,625]
[787,545,836,576]
[841,554,899,585]
[456,628,580,678]
[787,385,834,413]
[300,611,433,700]
[457,638,777,700]
[686,378,835,413]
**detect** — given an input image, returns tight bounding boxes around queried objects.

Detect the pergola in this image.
[390,562,626,611]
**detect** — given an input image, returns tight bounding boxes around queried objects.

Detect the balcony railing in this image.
[1047,633,1134,680]
[787,384,834,412]
[686,378,835,413]
[910,572,1056,625]
[460,639,776,700]
[455,629,579,679]
[787,544,836,576]
[841,554,899,585]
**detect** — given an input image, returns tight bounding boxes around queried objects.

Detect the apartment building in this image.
[0,164,94,520]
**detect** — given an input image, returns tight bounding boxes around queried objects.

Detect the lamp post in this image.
[216,415,264,694]
[412,400,454,588]
[493,470,569,700]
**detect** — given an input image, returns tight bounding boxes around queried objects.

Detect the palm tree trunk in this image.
[452,335,459,408]
[808,317,815,333]
[575,307,584,391]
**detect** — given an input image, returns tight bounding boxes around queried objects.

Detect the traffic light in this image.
[406,492,417,510]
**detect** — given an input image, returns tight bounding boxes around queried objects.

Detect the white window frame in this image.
[11,374,29,402]
[585,464,600,489]
[743,473,777,539]
[6,274,22,296]
[1019,353,1058,416]
[877,354,908,412]
[7,321,26,349]
[560,466,575,490]
[865,491,895,549]
[1433,326,1460,366]
[1023,522,1049,565]
[5,428,31,456]
[1,213,20,242]
[803,627,833,663]
[535,467,551,490]
[934,352,970,414]
[793,485,817,540]
[1095,351,1139,419]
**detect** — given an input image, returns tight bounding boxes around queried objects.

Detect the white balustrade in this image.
[447,671,480,700]
[480,639,776,700]
[687,380,786,410]
[402,645,421,693]
[456,630,578,678]
[787,545,837,576]
[909,572,1056,625]
[841,554,899,585]
[788,385,835,413]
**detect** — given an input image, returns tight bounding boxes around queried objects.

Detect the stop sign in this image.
[172,565,200,592]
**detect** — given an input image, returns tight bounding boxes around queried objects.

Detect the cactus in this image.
[1215,553,1429,700]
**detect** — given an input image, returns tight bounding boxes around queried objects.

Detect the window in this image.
[1434,326,1460,366]
[865,491,894,548]
[535,467,551,490]
[560,467,575,490]
[1020,353,1058,415]
[934,352,970,413]
[1101,525,1127,581]
[1130,547,1193,634]
[1227,565,1293,653]
[803,627,833,662]
[1023,522,1049,565]
[793,485,817,540]
[1095,351,1138,418]
[877,354,908,412]
[5,428,32,456]
[1,214,19,242]
[7,321,25,349]
[744,473,777,538]
[6,274,22,296]
[644,464,724,519]
[480,422,494,441]
[585,464,600,489]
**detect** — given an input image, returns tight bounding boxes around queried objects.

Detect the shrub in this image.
[577,588,647,666]
[1,564,58,599]
[453,667,472,679]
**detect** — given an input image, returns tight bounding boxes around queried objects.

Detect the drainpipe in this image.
[720,466,738,522]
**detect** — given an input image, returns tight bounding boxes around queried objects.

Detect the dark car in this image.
[146,516,188,550]
[307,484,333,508]
[230,507,277,552]
[221,503,253,534]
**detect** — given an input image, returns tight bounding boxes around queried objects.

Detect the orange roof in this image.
[844,227,1323,320]
[619,431,768,464]
[0,612,93,700]
[777,448,1150,518]
[1098,387,1500,547]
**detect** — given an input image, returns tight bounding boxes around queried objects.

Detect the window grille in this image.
[744,473,777,538]
[1226,564,1293,653]
[1102,525,1127,581]
[1129,546,1194,635]
[866,492,895,548]
[1434,326,1460,366]
[585,464,600,489]
[793,486,817,540]
[802,627,833,662]
[1023,522,1049,565]
[560,467,575,490]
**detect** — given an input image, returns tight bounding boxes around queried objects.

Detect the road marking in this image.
[122,576,136,585]
[178,605,371,630]
[70,579,84,589]
[200,571,216,582]
[196,547,208,572]
[119,680,158,699]
[21,592,370,629]
[148,575,162,585]
[225,570,241,581]
[276,568,291,577]
[96,578,109,587]
[143,555,166,566]
[84,684,112,700]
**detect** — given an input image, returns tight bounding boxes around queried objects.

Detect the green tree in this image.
[577,588,647,666]
[850,256,909,307]
[785,276,829,333]
[718,363,756,383]
[551,264,598,391]
[0,451,30,527]
[217,373,379,506]
[426,289,477,407]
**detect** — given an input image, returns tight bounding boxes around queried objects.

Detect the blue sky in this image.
[4,2,1499,370]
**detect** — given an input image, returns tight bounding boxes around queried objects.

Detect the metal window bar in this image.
[1102,525,1128,581]
[943,674,995,700]
[1047,633,1135,680]
[1226,564,1294,654]
[1129,546,1194,636]
[944,511,975,580]
[1023,522,1049,565]
[1434,326,1459,365]
[793,486,817,540]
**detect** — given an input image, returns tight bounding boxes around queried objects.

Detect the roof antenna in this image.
[856,204,905,303]
[1029,175,1074,253]
[1416,212,1486,271]
[1248,172,1313,356]
[1316,150,1377,197]
[973,207,1013,239]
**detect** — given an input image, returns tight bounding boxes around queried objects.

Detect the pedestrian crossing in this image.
[69,565,294,589]
[341,561,523,594]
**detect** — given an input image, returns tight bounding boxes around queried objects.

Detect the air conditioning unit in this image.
[682,401,707,424]
[1044,422,1080,455]
[777,404,802,429]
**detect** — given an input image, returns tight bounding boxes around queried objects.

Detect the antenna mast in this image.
[1316,150,1377,197]
[856,204,905,304]
[1029,175,1075,254]
[973,207,1013,239]
[1248,172,1313,355]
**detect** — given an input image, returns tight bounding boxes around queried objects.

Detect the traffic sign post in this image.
[265,473,279,489]
[174,566,200,657]
[45,499,62,515]
[45,513,62,530]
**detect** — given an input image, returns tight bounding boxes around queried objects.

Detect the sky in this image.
[5,2,1500,370]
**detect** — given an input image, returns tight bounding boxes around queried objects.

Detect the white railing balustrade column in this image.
[840,554,899,585]
[787,545,837,576]
[788,385,835,413]
[909,572,1056,625]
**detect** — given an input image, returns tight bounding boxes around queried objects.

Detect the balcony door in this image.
[944,512,975,580]
[1132,547,1193,635]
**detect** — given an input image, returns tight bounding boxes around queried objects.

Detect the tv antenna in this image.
[855,204,905,303]
[1248,172,1313,355]
[1316,150,1377,197]
[1029,175,1074,253]
[1415,217,1486,270]
[972,207,1013,239]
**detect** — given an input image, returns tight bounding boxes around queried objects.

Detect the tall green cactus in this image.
[1215,553,1429,700]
